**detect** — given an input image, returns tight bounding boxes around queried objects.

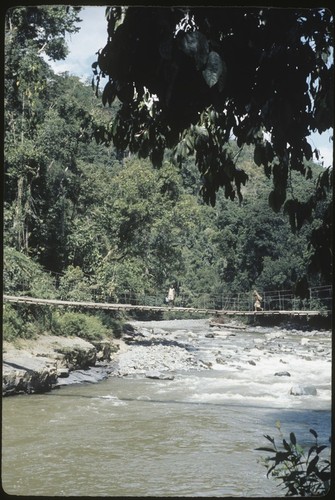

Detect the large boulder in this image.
[2,353,58,395]
[290,385,317,396]
[274,371,291,377]
[2,335,114,396]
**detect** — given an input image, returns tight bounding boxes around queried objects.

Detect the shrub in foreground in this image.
[257,424,331,496]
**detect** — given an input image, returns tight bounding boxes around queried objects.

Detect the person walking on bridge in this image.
[167,285,175,307]
[253,290,263,311]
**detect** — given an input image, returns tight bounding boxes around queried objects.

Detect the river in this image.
[2,319,331,497]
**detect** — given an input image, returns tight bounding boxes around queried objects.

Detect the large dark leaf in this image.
[307,455,319,475]
[263,435,275,444]
[283,439,291,451]
[290,432,297,446]
[275,451,291,464]
[269,189,286,213]
[180,31,209,69]
[254,143,264,166]
[202,51,226,88]
[102,81,116,107]
[98,44,113,74]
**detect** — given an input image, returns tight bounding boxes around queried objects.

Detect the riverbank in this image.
[2,320,210,395]
[2,318,331,397]
[2,334,119,396]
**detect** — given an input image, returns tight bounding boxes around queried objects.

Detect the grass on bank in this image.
[3,303,124,343]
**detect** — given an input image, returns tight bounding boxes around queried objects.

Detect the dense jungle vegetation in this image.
[3,6,333,341]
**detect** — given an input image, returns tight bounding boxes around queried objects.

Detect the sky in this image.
[48,6,108,83]
[50,6,333,168]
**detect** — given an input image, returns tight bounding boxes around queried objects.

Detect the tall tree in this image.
[4,6,82,255]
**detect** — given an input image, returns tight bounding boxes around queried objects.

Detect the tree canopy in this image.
[92,5,333,278]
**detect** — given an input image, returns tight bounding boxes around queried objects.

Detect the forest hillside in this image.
[3,6,332,341]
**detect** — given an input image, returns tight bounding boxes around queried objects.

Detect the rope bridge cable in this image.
[3,285,333,306]
[2,285,332,317]
[1,294,327,316]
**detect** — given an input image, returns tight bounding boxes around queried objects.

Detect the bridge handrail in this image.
[2,294,331,316]
[3,285,332,313]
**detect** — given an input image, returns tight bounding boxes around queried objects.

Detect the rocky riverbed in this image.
[2,318,332,398]
[113,319,332,396]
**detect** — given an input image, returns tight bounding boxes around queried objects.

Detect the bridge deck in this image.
[3,294,328,317]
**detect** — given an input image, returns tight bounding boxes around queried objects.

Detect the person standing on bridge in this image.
[253,290,263,311]
[167,285,175,307]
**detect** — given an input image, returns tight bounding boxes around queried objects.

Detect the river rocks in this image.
[199,359,213,368]
[54,344,96,370]
[274,371,291,377]
[3,318,331,405]
[196,350,218,368]
[91,340,116,362]
[123,323,136,335]
[145,370,174,380]
[215,356,225,365]
[116,342,198,376]
[2,335,117,396]
[290,385,317,396]
[153,327,170,336]
[57,367,70,378]
[55,366,111,387]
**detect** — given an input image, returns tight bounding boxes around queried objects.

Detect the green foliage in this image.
[4,5,111,268]
[95,312,124,339]
[92,7,333,281]
[257,425,331,496]
[52,311,108,341]
[2,304,44,341]
[3,246,57,298]
[5,6,81,61]
[57,266,93,301]
[211,155,330,292]
[3,304,25,341]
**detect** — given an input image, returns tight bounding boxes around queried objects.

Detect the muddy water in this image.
[2,320,331,497]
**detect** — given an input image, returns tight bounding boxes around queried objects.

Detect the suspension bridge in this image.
[3,285,332,318]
